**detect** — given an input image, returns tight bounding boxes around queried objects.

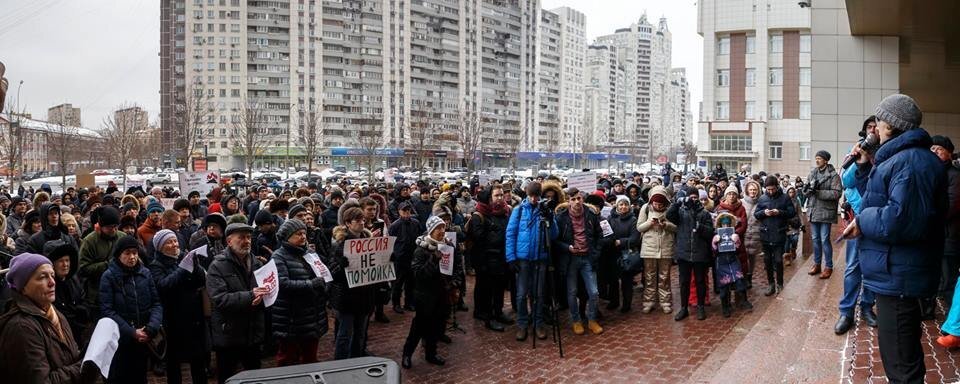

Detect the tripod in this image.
[530,214,564,357]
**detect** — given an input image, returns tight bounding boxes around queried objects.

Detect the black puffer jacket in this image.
[465,210,509,274]
[411,235,456,314]
[753,188,797,244]
[666,200,715,263]
[326,226,376,315]
[28,202,77,254]
[388,217,420,264]
[149,249,207,357]
[599,209,641,259]
[206,247,265,348]
[271,241,328,339]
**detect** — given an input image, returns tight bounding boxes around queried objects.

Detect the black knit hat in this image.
[97,206,121,227]
[932,135,955,153]
[815,150,831,162]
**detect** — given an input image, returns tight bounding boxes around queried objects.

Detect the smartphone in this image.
[372,221,385,233]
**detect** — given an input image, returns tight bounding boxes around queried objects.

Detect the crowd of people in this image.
[0,93,955,384]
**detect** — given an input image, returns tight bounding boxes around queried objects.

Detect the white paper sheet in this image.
[178,251,195,273]
[438,244,454,276]
[303,253,334,283]
[82,318,120,379]
[254,259,279,307]
[599,220,614,237]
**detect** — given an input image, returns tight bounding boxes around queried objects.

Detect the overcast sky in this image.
[0,0,702,129]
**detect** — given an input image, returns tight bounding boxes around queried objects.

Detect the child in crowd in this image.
[712,212,753,317]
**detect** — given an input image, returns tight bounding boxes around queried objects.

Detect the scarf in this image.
[45,305,66,343]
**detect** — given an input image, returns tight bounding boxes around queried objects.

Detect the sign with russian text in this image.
[304,252,334,283]
[566,171,596,193]
[438,243,454,276]
[179,171,219,197]
[343,236,397,288]
[254,259,279,307]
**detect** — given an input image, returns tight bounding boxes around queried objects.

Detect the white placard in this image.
[438,243,454,276]
[254,259,279,307]
[179,171,220,198]
[304,252,334,283]
[160,198,177,211]
[343,236,397,288]
[566,171,596,193]
[444,231,457,248]
[599,220,614,237]
[178,251,195,273]
[601,206,613,219]
[82,318,120,379]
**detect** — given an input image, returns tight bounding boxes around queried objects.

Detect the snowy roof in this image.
[0,113,102,138]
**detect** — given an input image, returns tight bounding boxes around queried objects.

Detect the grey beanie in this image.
[277,218,307,242]
[875,94,922,132]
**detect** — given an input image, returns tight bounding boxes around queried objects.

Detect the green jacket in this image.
[78,230,126,311]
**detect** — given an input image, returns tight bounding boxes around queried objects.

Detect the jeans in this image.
[566,257,599,322]
[762,242,785,286]
[838,237,875,317]
[516,260,546,328]
[333,311,370,360]
[875,294,925,384]
[810,222,833,269]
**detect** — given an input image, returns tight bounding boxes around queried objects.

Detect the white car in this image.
[149,173,171,184]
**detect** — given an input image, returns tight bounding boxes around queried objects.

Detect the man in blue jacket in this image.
[843,94,946,383]
[505,181,558,342]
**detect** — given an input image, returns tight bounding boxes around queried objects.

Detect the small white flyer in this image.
[304,252,334,283]
[254,259,279,307]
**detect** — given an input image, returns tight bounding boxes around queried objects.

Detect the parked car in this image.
[149,173,171,184]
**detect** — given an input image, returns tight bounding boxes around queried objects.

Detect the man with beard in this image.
[466,185,514,331]
[804,150,842,279]
[206,223,268,383]
[78,206,124,319]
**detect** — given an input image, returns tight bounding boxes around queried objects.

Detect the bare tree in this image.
[452,105,484,172]
[100,103,146,184]
[230,99,269,178]
[298,106,323,180]
[354,114,384,183]
[175,82,211,171]
[47,116,79,189]
[506,123,526,171]
[1,99,24,190]
[407,108,439,180]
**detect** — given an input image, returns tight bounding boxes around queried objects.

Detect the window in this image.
[800,68,811,86]
[715,101,730,120]
[799,143,812,161]
[717,70,730,87]
[800,35,811,53]
[769,35,783,53]
[717,36,730,55]
[745,101,756,120]
[769,101,783,120]
[746,68,756,87]
[746,35,756,54]
[710,135,752,152]
[769,141,783,160]
[769,68,783,86]
[800,101,811,119]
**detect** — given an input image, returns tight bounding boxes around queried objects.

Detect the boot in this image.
[819,268,833,279]
[764,285,777,296]
[808,264,821,276]
[736,291,754,312]
[696,305,707,320]
[721,296,732,318]
[515,326,528,341]
[784,253,792,266]
[745,274,753,289]
[674,306,689,321]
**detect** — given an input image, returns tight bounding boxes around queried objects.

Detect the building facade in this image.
[696,0,812,177]
[0,114,108,175]
[46,103,82,128]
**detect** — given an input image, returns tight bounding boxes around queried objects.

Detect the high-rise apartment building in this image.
[696,0,811,177]
[47,103,82,127]
[663,67,691,152]
[114,106,150,131]
[536,6,585,153]
[160,0,187,167]
[584,44,626,149]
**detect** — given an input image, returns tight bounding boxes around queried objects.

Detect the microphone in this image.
[841,133,880,170]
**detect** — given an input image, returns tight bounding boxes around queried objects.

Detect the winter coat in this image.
[28,202,77,254]
[841,148,865,214]
[741,188,763,255]
[5,212,22,238]
[855,128,947,298]
[387,195,410,223]
[458,197,477,217]
[0,291,82,384]
[804,164,842,223]
[79,231,126,312]
[666,199,715,263]
[99,256,163,343]
[465,210,509,274]
[411,235,456,313]
[320,205,340,231]
[271,242,328,339]
[137,216,162,249]
[944,161,960,253]
[388,217,421,264]
[505,199,559,263]
[554,203,603,270]
[636,190,677,259]
[13,228,34,255]
[327,226,377,315]
[206,247,265,348]
[413,198,435,232]
[149,250,207,357]
[600,209,641,265]
[45,240,91,342]
[753,188,797,245]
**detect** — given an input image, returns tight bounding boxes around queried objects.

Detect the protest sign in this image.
[601,206,613,219]
[343,236,397,288]
[566,171,596,193]
[83,318,120,378]
[179,171,220,197]
[160,198,177,211]
[304,252,334,283]
[444,231,456,248]
[178,251,195,273]
[438,243,454,276]
[599,220,614,237]
[254,259,279,307]
[718,227,736,253]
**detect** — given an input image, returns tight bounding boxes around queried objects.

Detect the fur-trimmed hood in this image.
[715,211,739,228]
[542,179,566,205]
[336,198,361,226]
[332,225,372,243]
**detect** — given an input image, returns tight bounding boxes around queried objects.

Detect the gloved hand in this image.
[675,189,687,203]
[311,276,325,289]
